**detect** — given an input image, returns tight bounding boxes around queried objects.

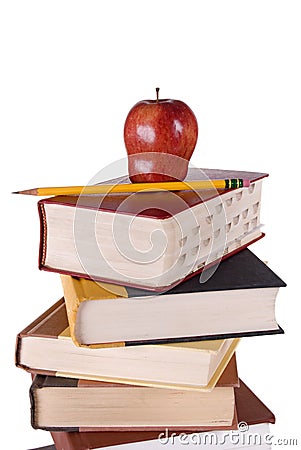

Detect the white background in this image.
[1,1,300,449]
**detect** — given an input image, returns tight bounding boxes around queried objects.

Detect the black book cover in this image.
[27,446,56,450]
[127,248,286,296]
[126,249,286,345]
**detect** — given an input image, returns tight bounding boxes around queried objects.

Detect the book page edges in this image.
[56,341,239,391]
[39,233,265,293]
[15,299,67,368]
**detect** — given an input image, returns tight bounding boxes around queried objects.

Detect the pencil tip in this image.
[12,189,37,195]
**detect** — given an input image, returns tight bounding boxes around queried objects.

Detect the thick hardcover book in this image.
[60,249,285,348]
[15,296,239,390]
[30,358,238,431]
[49,379,275,449]
[38,167,267,291]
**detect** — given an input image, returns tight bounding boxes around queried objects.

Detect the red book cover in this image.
[38,167,268,291]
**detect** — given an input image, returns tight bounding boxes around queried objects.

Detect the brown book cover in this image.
[16,252,284,359]
[16,299,238,388]
[30,355,238,432]
[38,167,267,291]
[50,379,275,450]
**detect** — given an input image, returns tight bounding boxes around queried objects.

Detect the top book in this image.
[38,167,267,291]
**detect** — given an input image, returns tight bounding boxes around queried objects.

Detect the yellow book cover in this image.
[61,274,127,348]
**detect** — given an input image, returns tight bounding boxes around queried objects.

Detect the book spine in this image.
[29,376,39,430]
[38,200,48,269]
[30,376,79,432]
[15,334,23,369]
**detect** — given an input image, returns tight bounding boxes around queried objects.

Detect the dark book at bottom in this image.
[47,379,274,449]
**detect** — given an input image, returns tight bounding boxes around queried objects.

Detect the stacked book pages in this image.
[16,167,286,450]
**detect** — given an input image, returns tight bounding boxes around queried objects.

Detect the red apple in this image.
[124,88,198,182]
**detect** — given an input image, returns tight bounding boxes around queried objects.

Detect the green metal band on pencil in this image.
[225,179,244,189]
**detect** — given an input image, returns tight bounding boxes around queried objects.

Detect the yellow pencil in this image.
[13,179,251,196]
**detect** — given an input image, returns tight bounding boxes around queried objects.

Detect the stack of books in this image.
[16,167,286,450]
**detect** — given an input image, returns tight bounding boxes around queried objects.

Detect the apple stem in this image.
[156,87,160,102]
